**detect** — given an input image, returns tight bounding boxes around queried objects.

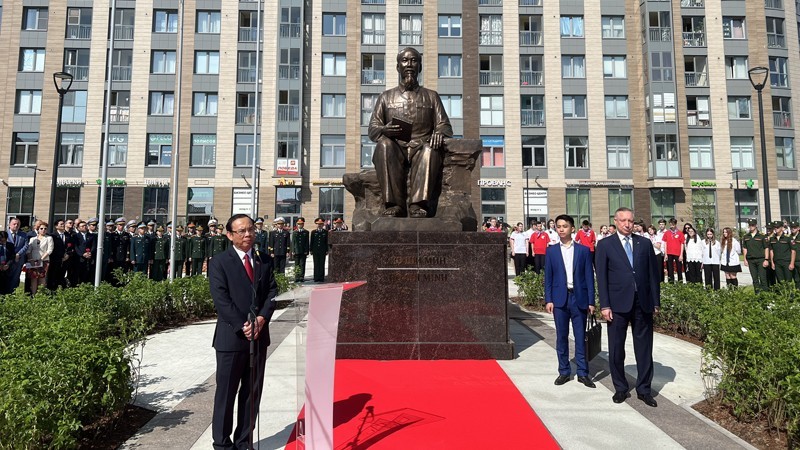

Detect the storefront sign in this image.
[524,189,548,216]
[569,180,632,188]
[478,179,511,187]
[276,158,300,176]
[57,179,84,188]
[691,180,717,188]
[232,188,258,215]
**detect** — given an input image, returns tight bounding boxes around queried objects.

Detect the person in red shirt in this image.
[661,218,685,282]
[575,220,597,264]
[530,221,550,273]
[486,217,504,233]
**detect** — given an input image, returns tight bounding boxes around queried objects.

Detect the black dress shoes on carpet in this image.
[554,375,571,385]
[577,376,596,388]
[612,391,628,403]
[637,393,658,407]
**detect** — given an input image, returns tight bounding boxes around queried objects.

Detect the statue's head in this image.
[396,47,421,88]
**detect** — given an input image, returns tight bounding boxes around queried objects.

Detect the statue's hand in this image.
[430,132,444,150]
[383,124,403,138]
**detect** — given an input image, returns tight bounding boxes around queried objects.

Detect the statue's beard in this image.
[402,72,418,89]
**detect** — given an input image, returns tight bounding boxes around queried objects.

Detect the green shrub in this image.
[513,269,545,307]
[655,282,715,340]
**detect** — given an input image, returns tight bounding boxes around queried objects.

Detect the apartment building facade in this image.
[0,0,798,230]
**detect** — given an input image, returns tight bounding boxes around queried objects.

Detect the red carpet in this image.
[285,360,558,449]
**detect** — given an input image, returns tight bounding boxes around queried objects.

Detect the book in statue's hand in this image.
[390,115,413,142]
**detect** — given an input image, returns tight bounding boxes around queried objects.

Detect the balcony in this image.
[239,28,260,43]
[767,33,786,48]
[686,110,710,127]
[685,71,708,87]
[237,107,257,125]
[109,106,130,123]
[774,111,792,128]
[279,24,301,39]
[279,64,300,80]
[520,0,542,5]
[64,65,89,81]
[521,110,545,127]
[66,24,92,39]
[479,31,502,46]
[649,27,672,42]
[399,30,422,45]
[238,68,256,83]
[682,32,705,47]
[114,25,134,40]
[520,71,543,86]
[278,105,300,121]
[680,0,704,7]
[480,70,503,86]
[478,0,502,5]
[111,66,132,81]
[519,31,543,46]
[765,0,783,8]
[361,69,385,85]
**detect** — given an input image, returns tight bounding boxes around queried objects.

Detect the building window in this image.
[604,96,629,119]
[62,91,87,123]
[520,55,544,86]
[280,7,301,39]
[725,56,748,79]
[520,15,543,46]
[151,50,177,74]
[481,136,505,168]
[322,94,346,118]
[113,9,136,40]
[779,190,799,222]
[362,13,386,45]
[603,55,626,78]
[66,8,92,39]
[361,136,375,168]
[277,187,302,221]
[439,15,462,37]
[150,92,175,116]
[692,189,717,229]
[766,17,786,48]
[770,57,789,87]
[651,52,674,81]
[688,136,713,169]
[687,96,711,127]
[58,134,84,167]
[608,189,633,224]
[53,188,80,224]
[195,51,220,74]
[731,137,755,170]
[601,16,624,38]
[147,134,173,167]
[651,189,676,225]
[322,53,346,76]
[191,135,216,167]
[277,132,300,175]
[322,13,346,36]
[441,95,463,119]
[238,51,257,83]
[566,189,591,224]
[561,55,585,78]
[722,17,746,39]
[143,188,169,225]
[154,10,178,33]
[563,96,587,119]
[521,95,545,127]
[522,136,546,168]
[16,90,42,115]
[319,187,344,223]
[111,49,133,81]
[321,135,346,168]
[100,187,125,224]
[481,188,506,223]
[196,11,221,34]
[239,11,260,42]
[727,96,751,119]
[400,14,423,45]
[193,92,218,116]
[7,188,35,224]
[12,133,38,166]
[479,55,503,86]
[560,16,584,37]
[480,95,504,126]
[773,97,792,128]
[361,54,385,85]
[187,188,214,218]
[278,90,300,122]
[23,8,48,31]
[565,137,589,168]
[108,91,130,123]
[776,137,795,169]
[236,93,256,124]
[607,137,630,169]
[438,55,462,78]
[234,134,259,167]
[279,48,301,80]
[64,48,90,81]
[651,93,676,123]
[107,134,127,167]
[361,94,378,125]
[479,15,503,45]
[19,49,45,72]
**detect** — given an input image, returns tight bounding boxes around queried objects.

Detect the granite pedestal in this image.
[328,231,513,360]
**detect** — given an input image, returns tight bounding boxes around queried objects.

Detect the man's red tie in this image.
[244,253,254,283]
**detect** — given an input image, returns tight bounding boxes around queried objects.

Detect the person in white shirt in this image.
[523,220,536,269]
[719,227,742,289]
[545,219,559,246]
[684,227,703,283]
[701,228,722,290]
[655,219,667,282]
[509,223,530,276]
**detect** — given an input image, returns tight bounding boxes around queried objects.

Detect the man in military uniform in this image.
[768,221,796,284]
[189,225,207,276]
[208,223,229,262]
[185,223,196,276]
[109,217,131,284]
[102,220,116,283]
[254,217,269,254]
[172,225,188,279]
[149,226,169,281]
[269,217,291,275]
[331,217,347,232]
[790,221,800,288]
[765,222,778,286]
[310,217,329,282]
[291,217,310,282]
[130,223,152,274]
[742,219,769,292]
[146,220,157,237]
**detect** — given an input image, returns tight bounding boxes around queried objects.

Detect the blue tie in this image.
[624,237,633,267]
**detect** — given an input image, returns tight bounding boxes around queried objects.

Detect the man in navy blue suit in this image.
[7,217,28,292]
[596,207,661,407]
[209,214,278,449]
[545,214,596,388]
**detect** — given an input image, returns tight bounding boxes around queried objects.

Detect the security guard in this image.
[270,217,291,275]
[742,218,769,292]
[150,226,169,281]
[310,217,329,282]
[768,221,796,284]
[172,225,188,279]
[291,217,310,282]
[130,223,152,274]
[188,225,207,276]
[208,223,229,261]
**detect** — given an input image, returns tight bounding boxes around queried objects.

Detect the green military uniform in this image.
[130,228,152,274]
[310,220,329,282]
[291,220,310,282]
[768,222,796,284]
[207,226,229,261]
[150,231,169,281]
[791,222,800,288]
[172,228,188,279]
[742,221,769,292]
[189,229,207,276]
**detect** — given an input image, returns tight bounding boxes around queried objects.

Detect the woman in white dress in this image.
[701,228,722,290]
[719,227,743,289]
[26,220,53,296]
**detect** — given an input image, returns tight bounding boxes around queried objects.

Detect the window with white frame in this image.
[154,10,178,33]
[234,134,260,167]
[479,15,503,45]
[731,137,754,169]
[605,96,629,119]
[322,13,346,36]
[361,136,375,168]
[147,134,172,166]
[601,16,624,38]
[16,90,41,115]
[23,8,48,31]
[439,15,461,37]
[481,136,505,168]
[776,137,795,169]
[686,96,711,127]
[603,55,626,78]
[400,14,423,45]
[522,136,546,167]
[13,133,38,166]
[770,57,789,87]
[725,56,748,79]
[560,16,584,37]
[563,96,587,119]
[322,53,346,76]
[191,134,216,167]
[361,94,378,125]
[107,134,127,166]
[322,94,346,118]
[151,50,176,74]
[19,49,45,72]
[62,91,87,123]
[441,95,463,119]
[195,51,220,74]
[362,13,386,45]
[321,135,346,168]
[689,136,713,169]
[196,11,221,34]
[150,92,175,115]
[722,17,746,39]
[58,134,84,167]
[561,55,586,78]
[607,136,631,169]
[565,137,589,168]
[727,96,751,119]
[651,52,674,81]
[361,54,385,85]
[480,95,504,126]
[193,92,218,116]
[438,55,462,78]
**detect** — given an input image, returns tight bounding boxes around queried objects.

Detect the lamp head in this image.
[748,66,769,91]
[53,72,74,95]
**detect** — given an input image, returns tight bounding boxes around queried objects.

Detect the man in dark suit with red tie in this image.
[596,207,661,407]
[209,214,278,450]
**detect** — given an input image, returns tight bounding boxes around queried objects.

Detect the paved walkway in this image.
[121,258,755,449]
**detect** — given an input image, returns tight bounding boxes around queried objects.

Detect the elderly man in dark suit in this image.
[209,214,277,450]
[7,217,28,292]
[596,207,661,407]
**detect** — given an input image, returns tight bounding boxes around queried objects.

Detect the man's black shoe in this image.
[637,393,658,407]
[577,376,596,388]
[554,375,571,385]
[612,391,628,403]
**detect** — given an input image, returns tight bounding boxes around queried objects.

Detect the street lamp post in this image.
[748,66,771,225]
[524,168,530,226]
[730,169,744,232]
[49,72,74,228]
